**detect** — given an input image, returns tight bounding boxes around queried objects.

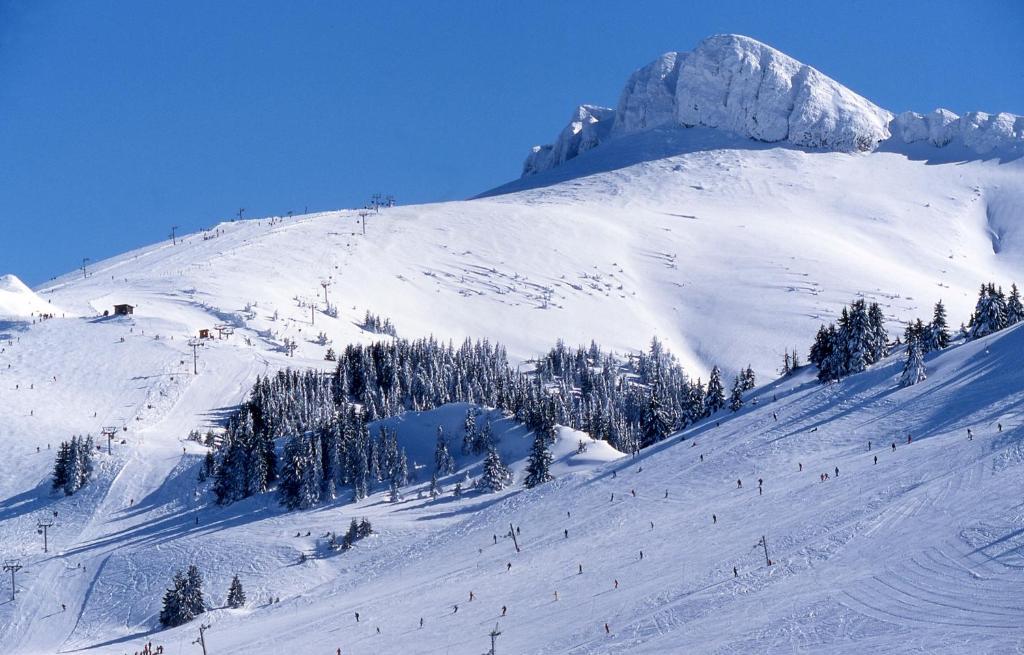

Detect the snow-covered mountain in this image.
[1,31,1023,655]
[522,34,1023,177]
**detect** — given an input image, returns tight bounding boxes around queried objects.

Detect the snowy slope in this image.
[0,30,1023,655]
[0,275,63,320]
[2,292,1022,654]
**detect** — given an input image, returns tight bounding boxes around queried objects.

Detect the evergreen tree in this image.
[226,574,246,609]
[740,365,756,391]
[183,565,206,619]
[968,283,1006,339]
[729,375,744,412]
[704,366,726,414]
[461,408,477,455]
[159,571,188,628]
[433,426,455,476]
[900,335,927,387]
[640,391,672,447]
[51,441,71,491]
[1007,283,1024,326]
[479,447,511,492]
[928,300,950,350]
[524,432,553,488]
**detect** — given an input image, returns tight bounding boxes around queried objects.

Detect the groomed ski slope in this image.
[2,305,1022,653]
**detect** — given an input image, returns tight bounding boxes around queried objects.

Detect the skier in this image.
[493,534,497,545]
[501,605,507,616]
[469,591,475,601]
[700,454,704,463]
[419,617,424,628]
[355,612,360,622]
[605,623,610,635]
[891,442,896,452]
[567,511,571,518]
[868,441,872,451]
[612,470,617,478]
[506,562,512,572]
[614,579,618,589]
[834,466,839,477]
[610,493,614,502]
[798,462,802,471]
[376,627,381,635]
[631,489,636,497]
[554,590,558,601]
[733,566,738,577]
[61,603,66,612]
[907,434,912,444]
[737,479,742,488]
[712,514,717,524]
[773,412,778,421]
[453,604,458,614]
[758,486,762,496]
[758,478,763,487]
[664,490,669,499]
[578,563,583,575]
[967,428,973,440]
[650,521,655,530]
[639,550,644,560]
[564,529,568,539]
[998,423,1003,433]
[873,455,878,465]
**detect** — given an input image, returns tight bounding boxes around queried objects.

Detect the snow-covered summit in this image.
[523,33,1021,177]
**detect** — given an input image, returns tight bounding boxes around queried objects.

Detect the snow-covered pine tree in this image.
[704,366,726,414]
[968,283,1006,339]
[1007,283,1024,326]
[781,351,791,376]
[524,431,553,488]
[226,574,246,609]
[183,565,206,619]
[461,408,477,455]
[867,302,888,363]
[640,391,672,447]
[740,365,756,391]
[51,441,71,492]
[479,447,511,492]
[928,300,950,350]
[159,571,188,627]
[433,426,455,475]
[729,375,744,412]
[900,334,927,387]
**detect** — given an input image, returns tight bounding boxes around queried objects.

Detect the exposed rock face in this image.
[522,105,615,177]
[522,33,1021,178]
[673,35,891,152]
[612,51,685,135]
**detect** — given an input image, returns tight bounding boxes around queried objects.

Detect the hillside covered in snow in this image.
[0,31,1023,655]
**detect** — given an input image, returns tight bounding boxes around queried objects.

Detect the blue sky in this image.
[1,0,1022,285]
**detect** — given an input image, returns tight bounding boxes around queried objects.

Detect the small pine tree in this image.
[433,426,455,476]
[159,571,187,627]
[704,366,726,414]
[729,375,744,412]
[929,300,950,350]
[900,335,927,387]
[226,574,246,609]
[524,432,553,488]
[479,448,511,492]
[1007,283,1024,326]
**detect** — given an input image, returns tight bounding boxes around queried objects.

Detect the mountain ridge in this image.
[522,34,1023,178]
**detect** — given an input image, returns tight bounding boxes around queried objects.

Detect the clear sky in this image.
[1,0,1022,285]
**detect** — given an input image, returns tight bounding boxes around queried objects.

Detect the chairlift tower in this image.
[102,426,118,455]
[3,559,22,601]
[36,517,54,552]
[187,338,204,375]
